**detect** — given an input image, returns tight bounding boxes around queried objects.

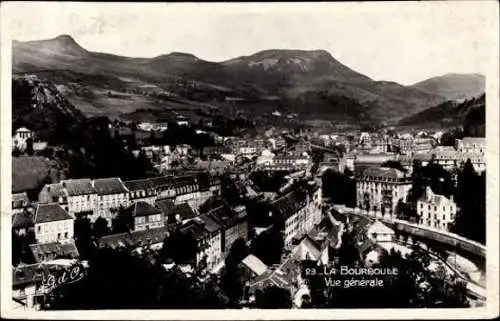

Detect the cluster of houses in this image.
[324,136,486,176]
[11,165,327,309]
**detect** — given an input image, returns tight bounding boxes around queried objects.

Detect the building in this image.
[93,178,130,224]
[123,179,157,205]
[123,201,164,231]
[456,137,485,154]
[29,242,79,263]
[173,175,202,209]
[178,221,210,268]
[239,254,268,278]
[417,186,458,231]
[256,150,276,167]
[196,215,223,270]
[202,146,232,158]
[353,153,396,176]
[39,179,98,220]
[12,209,34,237]
[366,221,395,243]
[62,179,98,220]
[33,203,74,244]
[432,146,459,170]
[413,138,435,154]
[356,167,412,218]
[12,127,33,151]
[162,202,198,225]
[96,226,172,252]
[339,153,356,173]
[270,188,310,247]
[205,204,248,255]
[38,183,68,212]
[12,264,44,310]
[370,137,390,153]
[12,192,30,215]
[150,176,177,200]
[259,153,311,171]
[460,153,486,172]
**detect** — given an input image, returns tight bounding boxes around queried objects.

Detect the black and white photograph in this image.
[1,1,499,319]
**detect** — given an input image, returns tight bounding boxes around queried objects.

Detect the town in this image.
[11,111,486,309]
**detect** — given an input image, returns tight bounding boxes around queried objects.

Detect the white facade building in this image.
[34,203,74,244]
[356,167,412,219]
[93,178,130,224]
[417,186,458,231]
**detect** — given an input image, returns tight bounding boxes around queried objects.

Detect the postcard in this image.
[1,1,498,319]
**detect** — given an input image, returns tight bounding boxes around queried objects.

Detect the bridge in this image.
[331,205,487,304]
[331,205,486,259]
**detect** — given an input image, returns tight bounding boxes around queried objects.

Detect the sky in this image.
[3,2,498,85]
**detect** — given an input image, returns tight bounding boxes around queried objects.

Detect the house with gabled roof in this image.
[122,201,164,231]
[12,192,30,215]
[33,203,73,244]
[29,242,79,263]
[39,179,97,220]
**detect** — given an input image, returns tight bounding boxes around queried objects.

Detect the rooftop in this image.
[270,189,308,220]
[123,179,156,192]
[12,210,34,229]
[461,137,485,144]
[125,201,162,217]
[29,242,80,262]
[62,178,96,196]
[93,177,128,195]
[360,166,407,179]
[34,203,72,224]
[241,254,268,276]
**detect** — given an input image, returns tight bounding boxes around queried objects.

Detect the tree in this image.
[74,216,94,260]
[43,247,230,310]
[160,230,198,265]
[222,238,249,304]
[112,208,134,234]
[452,161,485,243]
[381,160,406,173]
[93,217,110,239]
[26,137,34,156]
[250,227,284,266]
[254,286,292,309]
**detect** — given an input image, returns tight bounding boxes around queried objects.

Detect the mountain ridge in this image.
[410,73,485,102]
[12,34,483,122]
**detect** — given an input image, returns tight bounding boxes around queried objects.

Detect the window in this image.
[57,233,61,240]
[37,225,41,233]
[64,232,68,238]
